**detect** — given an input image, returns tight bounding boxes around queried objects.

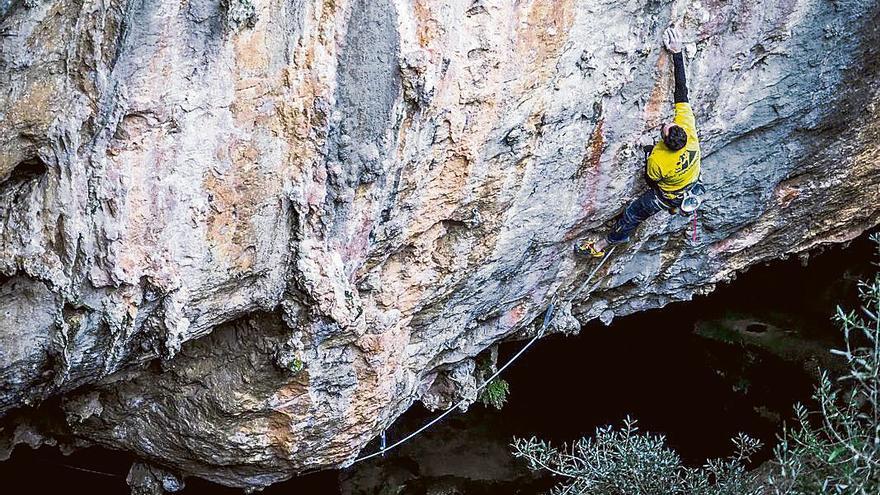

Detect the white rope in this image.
[347,247,616,466]
[348,300,556,465]
[573,245,616,298]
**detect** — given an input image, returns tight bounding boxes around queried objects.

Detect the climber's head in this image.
[661,123,687,151]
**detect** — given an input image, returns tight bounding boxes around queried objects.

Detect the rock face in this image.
[1,0,880,489]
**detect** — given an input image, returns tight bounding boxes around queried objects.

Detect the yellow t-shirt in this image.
[647,103,701,196]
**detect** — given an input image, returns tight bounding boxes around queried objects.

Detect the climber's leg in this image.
[606,188,671,244]
[574,188,680,258]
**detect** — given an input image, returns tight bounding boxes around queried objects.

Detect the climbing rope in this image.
[573,245,617,299]
[348,247,617,466]
[348,303,557,465]
[30,457,123,478]
[54,462,122,478]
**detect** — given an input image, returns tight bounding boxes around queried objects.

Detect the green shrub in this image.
[766,236,880,494]
[513,418,762,495]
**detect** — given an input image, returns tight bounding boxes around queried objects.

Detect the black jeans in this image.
[606,188,680,244]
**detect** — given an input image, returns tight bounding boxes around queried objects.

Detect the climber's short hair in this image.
[663,125,688,151]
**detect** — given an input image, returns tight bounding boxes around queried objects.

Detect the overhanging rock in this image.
[1,0,879,489]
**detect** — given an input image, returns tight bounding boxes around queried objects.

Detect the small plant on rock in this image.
[287,357,304,374]
[479,378,510,410]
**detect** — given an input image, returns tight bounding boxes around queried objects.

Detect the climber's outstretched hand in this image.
[663,27,683,54]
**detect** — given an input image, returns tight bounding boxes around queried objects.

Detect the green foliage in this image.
[479,378,510,410]
[766,234,880,494]
[513,234,880,495]
[512,417,762,495]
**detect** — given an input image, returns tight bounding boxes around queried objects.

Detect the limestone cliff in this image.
[1,0,879,490]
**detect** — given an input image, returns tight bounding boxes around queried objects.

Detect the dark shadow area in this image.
[745,323,768,334]
[0,445,132,492]
[183,470,340,494]
[0,156,48,205]
[6,157,47,183]
[495,233,874,466]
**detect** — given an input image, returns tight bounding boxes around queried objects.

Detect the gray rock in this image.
[127,462,185,495]
[1,0,879,490]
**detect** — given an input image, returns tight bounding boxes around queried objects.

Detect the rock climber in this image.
[575,27,703,258]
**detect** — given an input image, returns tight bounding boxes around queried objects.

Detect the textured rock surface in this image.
[127,462,185,495]
[1,0,880,489]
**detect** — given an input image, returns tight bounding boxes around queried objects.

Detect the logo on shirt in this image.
[675,149,699,174]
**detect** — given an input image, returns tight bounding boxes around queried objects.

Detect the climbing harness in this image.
[679,181,705,215]
[348,247,617,465]
[683,180,703,242]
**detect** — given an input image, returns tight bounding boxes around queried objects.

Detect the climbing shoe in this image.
[574,239,606,258]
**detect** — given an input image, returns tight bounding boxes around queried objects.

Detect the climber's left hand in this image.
[664,27,683,54]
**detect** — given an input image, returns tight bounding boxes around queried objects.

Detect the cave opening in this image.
[1,156,49,204]
[5,156,48,184]
[10,157,47,180]
[745,323,769,334]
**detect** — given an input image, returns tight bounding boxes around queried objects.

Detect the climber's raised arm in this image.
[665,28,688,103]
[663,27,697,139]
